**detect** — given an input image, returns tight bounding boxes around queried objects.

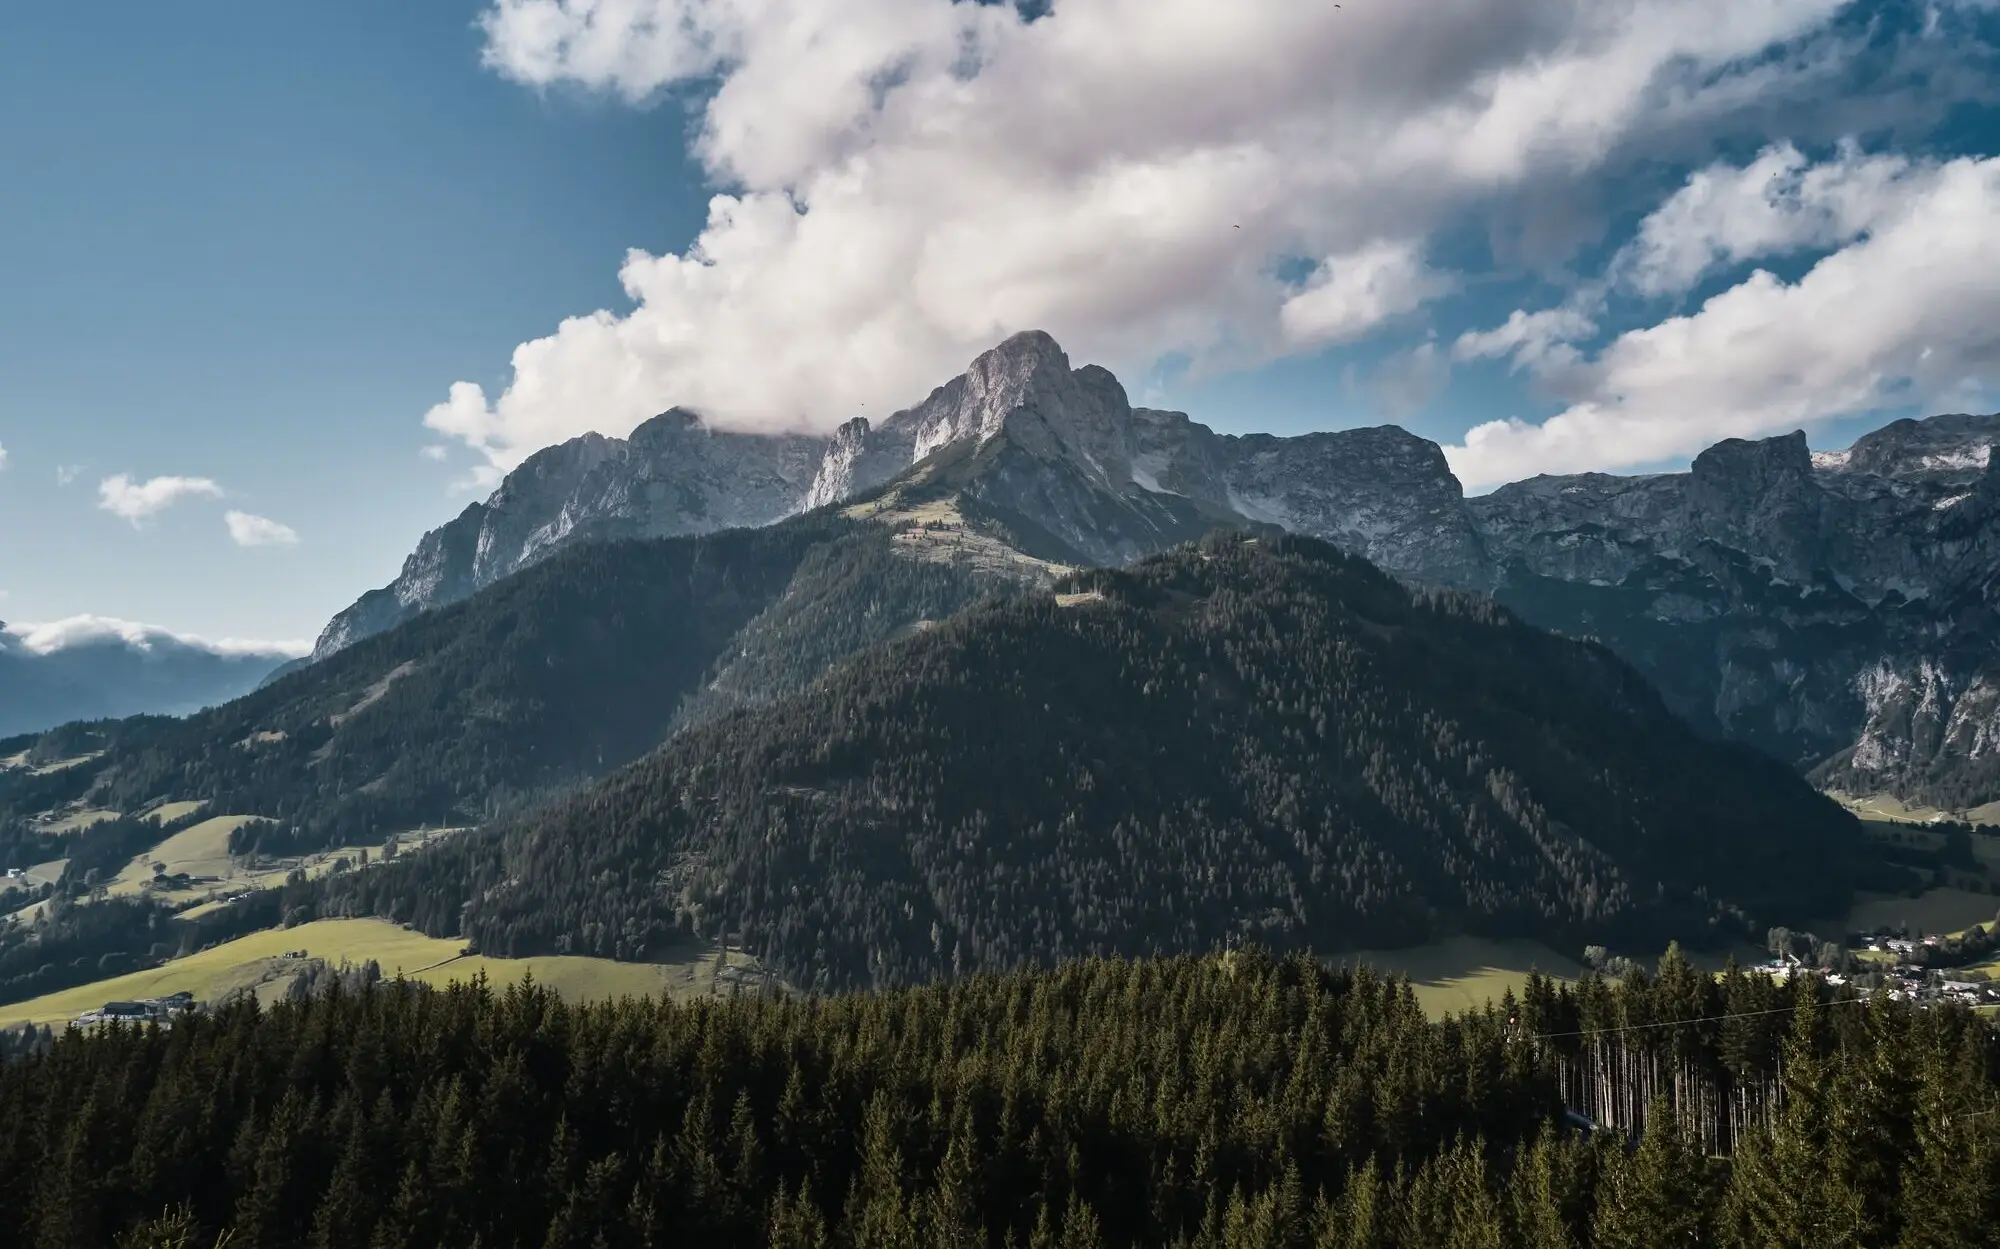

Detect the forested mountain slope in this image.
[0,518,1014,864]
[414,534,1861,989]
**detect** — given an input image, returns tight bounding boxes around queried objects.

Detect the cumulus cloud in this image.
[1614,140,1926,296]
[224,510,300,548]
[1280,242,1449,348]
[433,0,1884,481]
[1452,306,1598,371]
[1444,150,2000,489]
[2,616,308,659]
[55,464,82,486]
[0,443,8,472]
[97,474,224,525]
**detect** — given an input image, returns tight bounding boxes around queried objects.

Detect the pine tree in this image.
[114,1204,214,1249]
[311,1092,387,1249]
[1508,1125,1578,1249]
[1825,993,1914,1245]
[1591,1095,1709,1249]
[32,1092,108,1249]
[1330,1157,1388,1249]
[923,1101,985,1249]
[768,1178,831,1249]
[852,1090,917,1249]
[368,1158,433,1249]
[233,1089,315,1248]
[1059,1193,1105,1249]
[1726,984,1835,1247]
[1896,1021,1998,1248]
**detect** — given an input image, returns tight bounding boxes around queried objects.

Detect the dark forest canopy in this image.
[1,950,1995,1248]
[343,533,1865,990]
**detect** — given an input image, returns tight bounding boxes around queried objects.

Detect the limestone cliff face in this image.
[315,330,1492,659]
[312,417,825,657]
[1474,415,2000,807]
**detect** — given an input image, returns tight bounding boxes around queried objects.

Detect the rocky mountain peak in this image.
[1689,429,1814,489]
[1686,430,1823,579]
[1834,412,2000,482]
[627,406,708,445]
[804,416,878,511]
[886,330,1137,493]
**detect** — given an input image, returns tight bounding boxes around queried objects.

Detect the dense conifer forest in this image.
[343,534,1861,990]
[2,950,1995,1248]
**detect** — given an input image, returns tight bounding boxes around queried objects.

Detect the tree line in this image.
[0,948,1994,1248]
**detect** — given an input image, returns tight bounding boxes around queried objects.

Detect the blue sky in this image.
[1,0,1996,646]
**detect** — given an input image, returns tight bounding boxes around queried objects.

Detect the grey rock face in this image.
[1685,431,1828,583]
[316,330,1493,659]
[1130,410,1493,587]
[1478,414,2000,806]
[314,414,828,658]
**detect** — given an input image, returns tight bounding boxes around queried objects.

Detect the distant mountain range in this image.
[311,329,2000,809]
[0,620,298,739]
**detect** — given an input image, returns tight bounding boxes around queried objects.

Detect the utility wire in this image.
[1522,994,1877,1042]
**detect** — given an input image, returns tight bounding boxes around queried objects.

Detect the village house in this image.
[74,991,197,1028]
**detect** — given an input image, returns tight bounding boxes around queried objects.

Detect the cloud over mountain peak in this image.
[427,0,1994,485]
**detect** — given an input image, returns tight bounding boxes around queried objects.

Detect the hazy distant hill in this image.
[0,620,297,739]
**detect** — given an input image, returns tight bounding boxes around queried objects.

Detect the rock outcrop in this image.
[1474,415,2000,807]
[314,330,1493,658]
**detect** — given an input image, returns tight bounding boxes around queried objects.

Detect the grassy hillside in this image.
[0,917,778,1028]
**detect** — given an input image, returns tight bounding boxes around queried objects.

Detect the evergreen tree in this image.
[1896,1021,1999,1248]
[1726,983,1837,1248]
[1592,1095,1710,1249]
[1508,1125,1580,1249]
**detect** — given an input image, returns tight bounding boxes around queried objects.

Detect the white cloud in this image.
[55,464,82,486]
[1614,140,1926,296]
[438,0,1872,478]
[1452,306,1598,370]
[97,474,224,525]
[419,444,450,461]
[224,511,300,548]
[1279,242,1448,348]
[3,616,308,659]
[1444,151,2000,489]
[0,443,8,472]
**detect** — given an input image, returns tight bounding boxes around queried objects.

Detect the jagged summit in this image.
[312,330,1493,659]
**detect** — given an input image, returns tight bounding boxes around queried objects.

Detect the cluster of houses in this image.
[1857,933,1933,958]
[73,991,198,1027]
[1751,929,2000,1009]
